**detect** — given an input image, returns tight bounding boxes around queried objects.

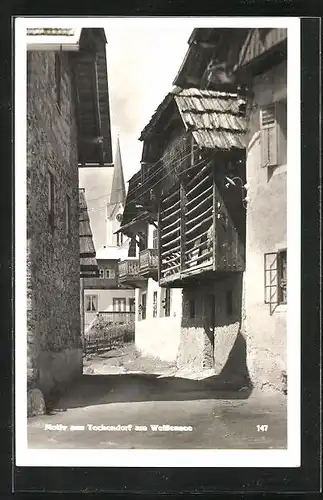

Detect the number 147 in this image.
[257,425,268,432]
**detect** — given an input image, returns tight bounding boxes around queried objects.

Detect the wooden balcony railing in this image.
[118,258,147,288]
[139,248,158,277]
[159,160,245,285]
[97,311,135,325]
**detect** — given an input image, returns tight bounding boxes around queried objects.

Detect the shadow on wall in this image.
[180,273,252,390]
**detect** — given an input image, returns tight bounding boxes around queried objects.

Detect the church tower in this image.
[106,136,127,247]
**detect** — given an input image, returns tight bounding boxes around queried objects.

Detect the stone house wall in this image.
[244,60,287,392]
[27,50,82,399]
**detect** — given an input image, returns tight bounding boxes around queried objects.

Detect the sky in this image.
[105,25,194,184]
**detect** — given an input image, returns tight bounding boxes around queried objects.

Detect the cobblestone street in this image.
[28,347,287,450]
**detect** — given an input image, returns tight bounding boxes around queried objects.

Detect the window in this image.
[264,250,287,309]
[113,298,126,312]
[153,291,158,317]
[85,295,98,312]
[153,229,158,250]
[161,288,171,317]
[278,250,287,304]
[99,269,104,279]
[189,298,195,319]
[48,171,55,231]
[129,298,135,312]
[226,290,233,316]
[260,101,287,168]
[141,293,147,320]
[55,52,62,110]
[65,195,71,234]
[106,269,116,279]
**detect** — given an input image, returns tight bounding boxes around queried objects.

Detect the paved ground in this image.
[28,346,287,450]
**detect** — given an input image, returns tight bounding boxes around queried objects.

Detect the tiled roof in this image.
[139,87,246,150]
[27,28,75,36]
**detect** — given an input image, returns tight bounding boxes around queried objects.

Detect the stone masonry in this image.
[27,51,82,403]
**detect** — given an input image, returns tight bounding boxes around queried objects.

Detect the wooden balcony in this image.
[159,160,245,287]
[118,258,147,289]
[139,248,158,279]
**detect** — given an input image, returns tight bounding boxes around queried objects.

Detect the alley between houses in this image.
[28,344,287,450]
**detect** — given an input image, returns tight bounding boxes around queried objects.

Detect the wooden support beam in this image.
[180,181,187,271]
[157,199,162,282]
[161,218,180,234]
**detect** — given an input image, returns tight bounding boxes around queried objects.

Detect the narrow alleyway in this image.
[28,344,287,450]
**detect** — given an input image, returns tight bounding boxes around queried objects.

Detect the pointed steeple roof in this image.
[109,135,126,207]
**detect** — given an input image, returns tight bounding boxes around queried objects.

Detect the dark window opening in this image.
[226,290,233,316]
[129,298,135,312]
[189,298,195,319]
[141,293,147,320]
[162,288,171,317]
[153,291,158,318]
[278,250,287,304]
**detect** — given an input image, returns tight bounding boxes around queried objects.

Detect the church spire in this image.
[109,135,126,207]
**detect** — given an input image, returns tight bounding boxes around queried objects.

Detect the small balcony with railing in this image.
[118,258,147,288]
[139,248,158,279]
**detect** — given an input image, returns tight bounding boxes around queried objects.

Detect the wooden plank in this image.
[161,218,180,234]
[162,206,181,223]
[186,214,213,237]
[186,173,212,199]
[186,205,213,229]
[91,56,104,166]
[185,250,213,267]
[186,193,213,218]
[184,239,208,255]
[162,198,180,216]
[162,254,180,265]
[185,161,212,189]
[161,225,180,240]
[161,261,181,274]
[181,259,213,276]
[186,184,212,208]
[163,235,181,249]
[162,188,180,205]
[162,245,181,258]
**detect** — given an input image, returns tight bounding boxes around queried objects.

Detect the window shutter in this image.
[260,104,278,167]
[264,252,278,304]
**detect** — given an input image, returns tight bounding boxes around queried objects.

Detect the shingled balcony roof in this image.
[139,87,247,150]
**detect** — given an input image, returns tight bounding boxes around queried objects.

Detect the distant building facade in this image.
[26,28,113,402]
[79,137,135,333]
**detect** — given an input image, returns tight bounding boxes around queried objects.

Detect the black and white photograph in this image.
[15,17,301,468]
